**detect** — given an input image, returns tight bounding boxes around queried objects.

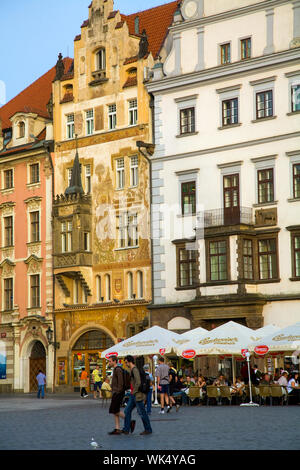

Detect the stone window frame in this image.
[287,226,300,281]
[286,150,300,203]
[250,76,277,123]
[176,168,200,218]
[205,236,231,284]
[285,70,300,115]
[174,94,198,138]
[2,276,14,312]
[174,241,199,290]
[251,155,277,207]
[85,109,94,136]
[216,85,242,130]
[2,168,14,191]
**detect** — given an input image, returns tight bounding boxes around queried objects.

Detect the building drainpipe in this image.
[44,141,56,394]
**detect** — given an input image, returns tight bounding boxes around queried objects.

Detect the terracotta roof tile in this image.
[123,76,138,89]
[0,58,73,131]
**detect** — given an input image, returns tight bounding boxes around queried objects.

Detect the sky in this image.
[0,0,173,104]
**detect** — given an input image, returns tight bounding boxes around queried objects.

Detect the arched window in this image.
[137,271,143,299]
[96,275,102,302]
[18,121,25,138]
[105,274,111,301]
[127,272,133,299]
[96,49,106,71]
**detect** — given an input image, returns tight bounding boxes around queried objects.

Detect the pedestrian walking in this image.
[143,364,153,415]
[122,355,152,435]
[80,367,89,398]
[36,370,46,399]
[155,356,170,414]
[107,356,127,435]
[92,364,102,399]
[168,362,180,412]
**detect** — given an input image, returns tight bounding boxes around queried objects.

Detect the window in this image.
[96,275,102,302]
[96,49,106,71]
[74,279,79,305]
[177,247,198,288]
[108,104,117,130]
[130,156,138,187]
[293,164,300,199]
[4,278,13,311]
[86,109,94,135]
[291,84,300,112]
[208,240,228,281]
[61,221,73,253]
[117,212,138,248]
[116,158,125,189]
[137,271,143,299]
[222,98,238,126]
[30,211,40,242]
[30,274,40,308]
[127,272,133,299]
[85,165,91,193]
[29,163,39,184]
[3,169,13,189]
[257,169,274,204]
[181,181,196,215]
[258,238,278,280]
[105,274,111,301]
[241,38,251,60]
[84,232,90,251]
[292,234,300,278]
[129,99,138,126]
[256,90,273,119]
[4,216,13,247]
[242,239,254,280]
[220,43,231,64]
[66,114,75,139]
[18,122,25,138]
[180,108,195,135]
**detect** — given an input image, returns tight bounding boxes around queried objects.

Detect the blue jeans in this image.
[37,385,45,398]
[146,389,153,414]
[123,394,152,433]
[173,391,188,405]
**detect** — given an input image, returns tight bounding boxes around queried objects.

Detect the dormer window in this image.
[96,49,106,71]
[18,121,25,139]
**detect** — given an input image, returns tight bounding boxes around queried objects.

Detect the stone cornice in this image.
[169,0,290,34]
[147,48,300,94]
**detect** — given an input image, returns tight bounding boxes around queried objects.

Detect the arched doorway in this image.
[71,330,114,392]
[29,341,46,392]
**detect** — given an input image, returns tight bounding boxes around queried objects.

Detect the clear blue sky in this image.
[0,0,173,104]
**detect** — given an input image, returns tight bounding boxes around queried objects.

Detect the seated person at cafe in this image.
[277,371,288,387]
[172,377,189,405]
[101,377,112,399]
[260,373,272,385]
[231,377,245,396]
[287,372,300,404]
[213,374,228,387]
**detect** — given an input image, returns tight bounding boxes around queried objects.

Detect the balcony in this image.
[202,207,254,228]
[89,69,108,87]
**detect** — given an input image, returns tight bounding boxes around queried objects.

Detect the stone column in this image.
[263,7,275,55]
[290,0,300,48]
[195,26,205,72]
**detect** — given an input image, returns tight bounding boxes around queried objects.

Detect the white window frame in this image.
[85,164,91,193]
[251,155,277,206]
[117,212,138,249]
[66,113,75,139]
[2,168,14,190]
[3,276,14,312]
[96,49,106,71]
[86,109,94,136]
[116,158,125,190]
[174,95,198,137]
[250,76,276,122]
[128,99,138,126]
[130,156,139,187]
[137,270,144,299]
[108,104,117,130]
[127,271,133,299]
[61,221,73,253]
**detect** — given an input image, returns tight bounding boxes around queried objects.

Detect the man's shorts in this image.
[109,392,124,414]
[94,381,102,391]
[160,384,169,394]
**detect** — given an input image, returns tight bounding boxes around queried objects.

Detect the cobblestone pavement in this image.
[0,394,299,451]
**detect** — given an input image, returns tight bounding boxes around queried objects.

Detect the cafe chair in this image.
[258,386,272,406]
[188,386,201,406]
[270,385,286,406]
[206,386,220,406]
[218,386,232,405]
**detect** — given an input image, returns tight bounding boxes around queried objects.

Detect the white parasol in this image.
[249,322,300,352]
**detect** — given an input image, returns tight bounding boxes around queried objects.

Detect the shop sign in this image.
[254,345,269,356]
[105,352,119,359]
[241,349,249,358]
[182,349,196,359]
[159,348,166,356]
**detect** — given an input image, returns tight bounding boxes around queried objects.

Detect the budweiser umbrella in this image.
[101,326,182,358]
[249,322,300,353]
[248,324,280,343]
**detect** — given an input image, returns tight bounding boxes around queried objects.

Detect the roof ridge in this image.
[123,0,179,18]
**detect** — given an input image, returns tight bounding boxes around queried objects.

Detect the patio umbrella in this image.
[249,321,300,353]
[101,325,182,358]
[248,324,280,343]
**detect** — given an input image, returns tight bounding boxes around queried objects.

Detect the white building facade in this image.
[147,0,300,332]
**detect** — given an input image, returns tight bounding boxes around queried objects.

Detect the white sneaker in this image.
[159,410,164,414]
[84,395,89,398]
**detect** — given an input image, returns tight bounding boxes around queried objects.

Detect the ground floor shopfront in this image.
[54,303,149,392]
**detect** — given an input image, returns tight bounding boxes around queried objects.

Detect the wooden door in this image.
[30,358,46,392]
[223,174,240,225]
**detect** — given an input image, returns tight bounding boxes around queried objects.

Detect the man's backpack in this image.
[116,366,131,392]
[138,368,151,394]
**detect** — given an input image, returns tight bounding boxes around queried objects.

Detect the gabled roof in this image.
[0,58,73,131]
[122,1,180,58]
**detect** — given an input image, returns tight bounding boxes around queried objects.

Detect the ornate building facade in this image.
[51,0,179,391]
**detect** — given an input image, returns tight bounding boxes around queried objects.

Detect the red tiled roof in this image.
[0,57,73,131]
[122,1,180,58]
[123,76,138,89]
[0,127,47,156]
